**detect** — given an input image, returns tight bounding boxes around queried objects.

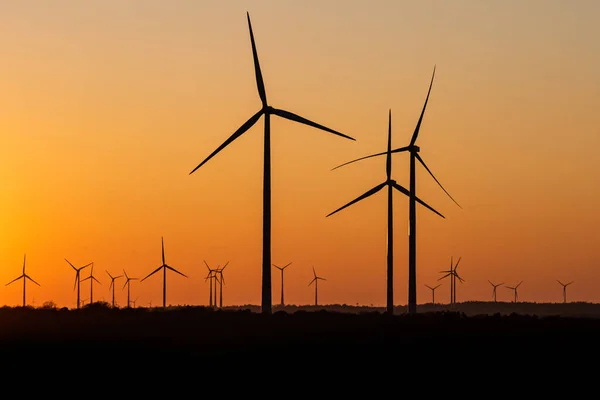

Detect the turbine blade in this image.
[166,265,188,278]
[326,182,387,217]
[434,284,441,289]
[282,262,293,269]
[488,280,493,286]
[65,258,77,271]
[109,281,114,290]
[81,276,91,282]
[221,261,229,271]
[246,12,267,106]
[189,110,263,175]
[123,269,129,279]
[557,280,564,286]
[270,108,354,141]
[312,266,316,278]
[22,254,26,274]
[93,277,101,284]
[161,236,165,265]
[425,284,433,290]
[454,257,462,270]
[122,280,129,290]
[331,147,411,171]
[415,153,461,209]
[386,109,392,180]
[308,277,316,286]
[81,262,93,270]
[25,275,41,286]
[106,270,113,280]
[438,273,452,280]
[204,260,211,272]
[391,181,445,218]
[567,281,574,286]
[141,266,163,282]
[5,276,22,286]
[272,264,282,270]
[409,65,436,146]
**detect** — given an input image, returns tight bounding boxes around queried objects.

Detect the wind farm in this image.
[2,3,600,368]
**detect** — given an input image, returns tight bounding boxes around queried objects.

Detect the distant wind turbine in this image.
[308,267,326,307]
[328,110,443,314]
[273,262,292,306]
[122,269,138,308]
[557,280,574,304]
[81,262,101,305]
[189,12,355,315]
[5,254,40,307]
[65,258,93,309]
[204,261,218,307]
[131,297,139,308]
[331,67,461,314]
[505,281,523,303]
[216,262,229,309]
[424,283,441,305]
[106,270,123,308]
[439,256,463,305]
[141,236,188,308]
[488,281,504,302]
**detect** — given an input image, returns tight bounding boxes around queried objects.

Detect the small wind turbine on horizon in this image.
[131,297,139,308]
[5,254,40,307]
[308,267,326,307]
[439,256,463,305]
[557,280,574,304]
[273,262,292,306]
[106,270,123,308]
[122,269,138,308]
[65,258,93,309]
[488,281,504,302]
[505,281,523,303]
[81,262,101,305]
[141,236,188,308]
[424,283,441,305]
[204,261,218,307]
[189,12,355,315]
[328,110,444,315]
[216,262,229,309]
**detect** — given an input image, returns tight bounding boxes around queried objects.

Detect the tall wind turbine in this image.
[5,254,40,307]
[189,12,355,315]
[557,280,574,304]
[438,256,463,305]
[122,269,138,308]
[204,261,218,307]
[424,283,441,305]
[328,110,443,314]
[81,262,101,305]
[488,281,504,302]
[216,262,229,309]
[505,281,523,303]
[106,270,123,308]
[65,259,93,309]
[331,67,461,314]
[273,262,292,306]
[141,236,188,308]
[308,267,326,307]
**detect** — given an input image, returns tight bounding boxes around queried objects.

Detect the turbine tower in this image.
[122,269,138,308]
[273,262,292,306]
[81,262,101,305]
[557,280,573,304]
[328,110,444,314]
[65,258,93,309]
[141,236,188,308]
[308,267,326,307]
[505,281,523,303]
[438,256,463,305]
[424,283,441,305]
[5,254,41,307]
[189,12,355,315]
[106,270,123,308]
[488,280,504,302]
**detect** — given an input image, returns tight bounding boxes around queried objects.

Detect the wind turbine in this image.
[488,281,504,302]
[557,280,574,304]
[106,270,123,308]
[81,262,101,305]
[331,67,461,314]
[131,297,139,308]
[505,281,523,303]
[328,110,443,314]
[204,261,218,307]
[5,254,40,307]
[189,12,354,315]
[438,256,463,305]
[65,258,93,309]
[141,236,188,308]
[308,267,326,307]
[273,262,292,306]
[216,262,229,309]
[122,269,138,308]
[424,283,441,305]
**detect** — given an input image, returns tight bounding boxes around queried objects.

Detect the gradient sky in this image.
[1,1,599,308]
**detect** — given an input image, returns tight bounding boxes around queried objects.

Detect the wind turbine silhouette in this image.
[141,236,188,308]
[122,269,138,308]
[330,68,461,314]
[204,261,218,307]
[189,12,354,315]
[557,280,574,304]
[5,254,40,307]
[488,281,504,302]
[424,283,441,305]
[308,267,326,307]
[131,297,139,308]
[216,262,229,309]
[81,262,101,305]
[106,270,123,308]
[273,262,292,306]
[438,256,463,305]
[328,110,443,314]
[65,258,93,309]
[505,281,523,303]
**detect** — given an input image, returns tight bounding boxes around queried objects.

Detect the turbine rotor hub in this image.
[409,145,420,152]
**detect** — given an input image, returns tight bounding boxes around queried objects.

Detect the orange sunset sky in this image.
[1,1,600,308]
